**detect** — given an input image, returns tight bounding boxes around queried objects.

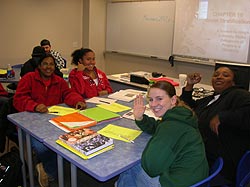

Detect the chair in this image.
[236,151,250,187]
[190,157,224,187]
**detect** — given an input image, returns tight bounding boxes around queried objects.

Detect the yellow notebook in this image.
[56,139,114,159]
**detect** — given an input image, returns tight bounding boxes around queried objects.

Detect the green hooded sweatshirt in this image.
[136,106,209,187]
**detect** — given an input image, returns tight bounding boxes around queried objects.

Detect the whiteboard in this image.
[173,0,250,63]
[106,1,175,60]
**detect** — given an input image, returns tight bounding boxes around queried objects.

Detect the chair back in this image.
[236,151,250,187]
[190,157,224,187]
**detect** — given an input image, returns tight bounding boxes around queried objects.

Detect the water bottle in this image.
[7,64,12,79]
[147,80,154,92]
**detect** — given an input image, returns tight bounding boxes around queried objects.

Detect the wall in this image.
[102,0,215,85]
[104,53,214,85]
[0,0,83,68]
[0,0,215,85]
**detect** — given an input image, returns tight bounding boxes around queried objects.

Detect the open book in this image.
[122,106,158,120]
[108,89,147,102]
[57,128,114,159]
[49,107,121,132]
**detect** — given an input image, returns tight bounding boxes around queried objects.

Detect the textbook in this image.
[50,107,121,132]
[108,89,146,102]
[57,128,114,158]
[49,112,97,132]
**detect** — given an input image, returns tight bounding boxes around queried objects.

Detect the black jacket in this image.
[20,57,63,78]
[180,86,250,183]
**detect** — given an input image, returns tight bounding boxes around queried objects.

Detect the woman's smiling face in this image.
[38,56,55,79]
[148,87,176,117]
[212,67,235,93]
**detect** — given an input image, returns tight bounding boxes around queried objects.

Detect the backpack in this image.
[0,147,23,187]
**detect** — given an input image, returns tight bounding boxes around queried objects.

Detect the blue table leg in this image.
[26,134,34,187]
[71,164,77,187]
[57,154,64,187]
[18,128,27,187]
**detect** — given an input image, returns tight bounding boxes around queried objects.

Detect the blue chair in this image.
[236,151,250,187]
[190,157,224,187]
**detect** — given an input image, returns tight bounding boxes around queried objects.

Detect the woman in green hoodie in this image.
[117,81,208,187]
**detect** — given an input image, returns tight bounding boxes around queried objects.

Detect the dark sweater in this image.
[21,57,63,78]
[181,86,250,183]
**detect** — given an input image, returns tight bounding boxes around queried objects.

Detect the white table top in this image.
[107,72,213,96]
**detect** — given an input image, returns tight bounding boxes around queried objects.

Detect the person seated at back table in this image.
[40,39,66,69]
[0,83,11,152]
[117,81,208,187]
[20,46,63,77]
[180,66,250,185]
[69,48,113,99]
[13,53,86,187]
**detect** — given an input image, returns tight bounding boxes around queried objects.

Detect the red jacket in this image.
[69,67,112,99]
[0,83,8,97]
[13,69,85,112]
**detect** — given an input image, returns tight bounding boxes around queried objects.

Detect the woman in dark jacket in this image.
[180,66,250,185]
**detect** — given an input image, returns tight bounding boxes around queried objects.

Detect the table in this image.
[107,73,213,96]
[7,112,64,187]
[7,101,151,187]
[0,67,21,83]
[107,73,148,92]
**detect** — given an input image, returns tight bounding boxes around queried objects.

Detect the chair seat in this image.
[190,157,224,187]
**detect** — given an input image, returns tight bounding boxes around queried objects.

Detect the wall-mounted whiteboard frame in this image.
[106,1,175,60]
[173,0,250,64]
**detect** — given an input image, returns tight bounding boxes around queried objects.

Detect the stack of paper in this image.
[122,106,158,120]
[48,105,79,116]
[98,124,142,143]
[108,89,146,102]
[49,112,97,132]
[49,106,122,132]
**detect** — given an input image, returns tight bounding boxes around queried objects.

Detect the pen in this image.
[118,134,134,143]
[99,100,111,104]
[103,130,135,143]
[49,111,59,113]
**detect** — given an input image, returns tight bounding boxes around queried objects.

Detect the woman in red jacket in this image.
[69,48,113,99]
[13,53,86,187]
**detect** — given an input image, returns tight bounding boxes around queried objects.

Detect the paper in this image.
[108,89,146,102]
[123,106,158,120]
[0,69,7,74]
[86,97,117,104]
[48,105,79,116]
[49,112,97,132]
[79,107,121,123]
[97,103,131,113]
[98,124,142,143]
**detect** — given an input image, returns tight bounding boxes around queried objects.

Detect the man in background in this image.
[40,39,66,69]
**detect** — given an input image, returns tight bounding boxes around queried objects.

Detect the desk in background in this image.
[107,73,148,92]
[7,101,150,187]
[107,73,213,96]
[0,67,21,83]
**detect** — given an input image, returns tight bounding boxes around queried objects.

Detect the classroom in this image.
[0,0,250,187]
